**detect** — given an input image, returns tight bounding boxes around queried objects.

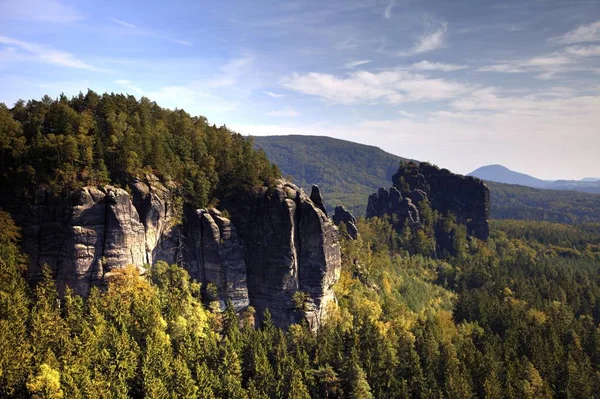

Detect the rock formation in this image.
[21,176,341,329]
[183,208,249,311]
[223,180,341,329]
[367,161,490,248]
[332,205,359,239]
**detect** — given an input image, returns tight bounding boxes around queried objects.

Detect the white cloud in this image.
[230,89,600,179]
[0,0,84,23]
[396,19,448,56]
[563,45,600,57]
[110,17,137,29]
[477,48,596,76]
[345,60,371,69]
[281,70,473,105]
[384,0,394,19]
[267,108,299,117]
[551,20,600,44]
[109,17,192,47]
[115,79,143,95]
[406,60,469,71]
[168,39,193,47]
[0,36,107,72]
[264,91,286,98]
[413,22,448,54]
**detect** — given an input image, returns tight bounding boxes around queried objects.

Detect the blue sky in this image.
[1,0,599,179]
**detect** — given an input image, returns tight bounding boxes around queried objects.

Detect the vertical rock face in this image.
[367,162,490,243]
[23,186,148,295]
[21,176,341,329]
[393,162,490,240]
[332,206,359,239]
[224,180,342,329]
[184,208,249,311]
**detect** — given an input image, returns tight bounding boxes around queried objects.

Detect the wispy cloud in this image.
[406,60,469,71]
[109,17,192,47]
[267,108,299,117]
[346,60,371,69]
[264,91,286,98]
[384,0,394,19]
[396,19,448,56]
[168,39,192,47]
[478,44,598,78]
[281,70,473,105]
[0,36,107,72]
[110,17,137,29]
[0,0,85,24]
[563,45,600,57]
[551,20,600,44]
[115,79,143,95]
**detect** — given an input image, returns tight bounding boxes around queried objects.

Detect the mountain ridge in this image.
[254,135,600,223]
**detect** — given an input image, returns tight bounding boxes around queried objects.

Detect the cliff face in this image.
[21,177,340,329]
[367,162,490,247]
[223,181,341,329]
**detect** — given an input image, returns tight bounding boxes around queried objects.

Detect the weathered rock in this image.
[393,162,490,240]
[367,161,490,251]
[366,187,420,228]
[224,180,341,329]
[184,208,249,311]
[332,205,359,239]
[21,176,341,329]
[310,185,327,216]
[23,186,147,295]
[22,178,250,312]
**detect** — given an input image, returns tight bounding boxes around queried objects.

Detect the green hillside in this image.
[255,135,600,223]
[254,135,409,215]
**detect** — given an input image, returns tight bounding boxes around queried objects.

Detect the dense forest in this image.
[3,208,600,398]
[0,91,279,211]
[2,94,600,398]
[254,136,600,223]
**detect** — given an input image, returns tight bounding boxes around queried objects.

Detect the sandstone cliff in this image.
[21,177,340,329]
[223,180,341,329]
[367,162,490,251]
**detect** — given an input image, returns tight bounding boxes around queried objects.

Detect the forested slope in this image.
[254,135,408,215]
[255,135,600,223]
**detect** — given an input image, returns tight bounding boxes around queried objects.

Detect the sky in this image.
[0,0,599,180]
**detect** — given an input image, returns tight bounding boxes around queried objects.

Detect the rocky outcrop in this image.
[23,185,148,295]
[224,180,341,329]
[393,162,490,240]
[367,162,490,249]
[332,206,359,239]
[184,208,249,311]
[367,187,420,228]
[21,177,341,329]
[22,177,250,311]
[310,185,327,216]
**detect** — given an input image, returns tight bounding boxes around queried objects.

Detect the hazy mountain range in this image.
[468,165,600,194]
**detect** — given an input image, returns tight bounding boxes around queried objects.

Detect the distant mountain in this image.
[583,177,600,182]
[255,135,600,223]
[468,165,546,187]
[470,165,600,194]
[253,135,409,216]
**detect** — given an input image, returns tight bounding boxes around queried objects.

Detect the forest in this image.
[2,93,600,398]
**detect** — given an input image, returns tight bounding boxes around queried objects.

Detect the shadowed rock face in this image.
[332,206,359,240]
[21,177,341,329]
[224,180,342,329]
[367,162,490,242]
[184,208,249,311]
[23,185,148,295]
